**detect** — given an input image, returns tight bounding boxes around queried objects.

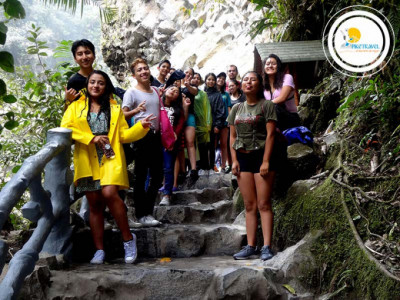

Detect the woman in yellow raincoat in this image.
[61,70,155,264]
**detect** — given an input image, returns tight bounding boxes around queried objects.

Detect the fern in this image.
[41,0,116,23]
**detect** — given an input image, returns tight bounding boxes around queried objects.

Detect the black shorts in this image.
[236,143,286,173]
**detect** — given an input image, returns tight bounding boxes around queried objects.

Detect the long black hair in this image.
[204,73,217,92]
[241,71,265,100]
[262,54,284,92]
[81,70,113,128]
[163,86,183,123]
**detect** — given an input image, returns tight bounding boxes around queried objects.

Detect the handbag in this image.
[153,87,176,150]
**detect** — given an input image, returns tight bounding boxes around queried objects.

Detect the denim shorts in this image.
[186,113,196,128]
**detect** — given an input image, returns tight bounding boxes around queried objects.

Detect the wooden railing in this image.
[0,128,72,300]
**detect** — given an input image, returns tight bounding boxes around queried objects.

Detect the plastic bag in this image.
[194,90,212,144]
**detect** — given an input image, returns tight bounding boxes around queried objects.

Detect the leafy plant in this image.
[0,26,78,187]
[0,0,26,149]
[41,0,117,23]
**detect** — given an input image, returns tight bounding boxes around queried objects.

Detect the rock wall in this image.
[101,0,274,82]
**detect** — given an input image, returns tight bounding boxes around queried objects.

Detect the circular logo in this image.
[323,5,395,77]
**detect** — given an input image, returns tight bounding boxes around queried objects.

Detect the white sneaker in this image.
[146,215,161,225]
[123,233,137,264]
[159,195,170,206]
[138,216,161,227]
[128,218,143,228]
[90,249,105,264]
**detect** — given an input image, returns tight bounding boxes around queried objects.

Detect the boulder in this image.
[232,188,244,214]
[264,230,323,294]
[311,92,341,133]
[287,143,319,179]
[299,93,320,109]
[158,20,177,35]
[287,179,319,199]
[101,0,273,81]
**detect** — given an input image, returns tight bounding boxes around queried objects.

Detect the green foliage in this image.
[41,0,116,23]
[0,26,78,187]
[335,48,400,162]
[3,0,26,19]
[274,179,400,299]
[0,50,15,72]
[247,0,400,41]
[0,22,7,45]
[0,0,26,152]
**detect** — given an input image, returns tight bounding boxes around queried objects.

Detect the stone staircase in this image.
[20,173,317,300]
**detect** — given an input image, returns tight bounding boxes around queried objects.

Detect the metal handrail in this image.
[0,128,72,300]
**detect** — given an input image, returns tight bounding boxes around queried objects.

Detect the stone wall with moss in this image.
[272,153,400,299]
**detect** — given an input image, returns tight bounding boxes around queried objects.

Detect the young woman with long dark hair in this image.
[159,86,190,206]
[204,73,225,172]
[216,72,232,173]
[228,71,278,261]
[262,54,300,131]
[61,70,154,264]
[228,79,245,106]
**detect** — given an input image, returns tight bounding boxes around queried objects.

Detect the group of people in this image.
[61,39,301,265]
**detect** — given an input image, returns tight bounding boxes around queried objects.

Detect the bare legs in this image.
[185,126,196,171]
[237,173,257,246]
[237,171,276,246]
[86,185,132,250]
[173,150,185,188]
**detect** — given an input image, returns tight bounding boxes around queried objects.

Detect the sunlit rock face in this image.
[101,0,273,82]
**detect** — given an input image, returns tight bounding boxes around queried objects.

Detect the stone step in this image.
[22,232,321,299]
[23,256,281,299]
[181,172,234,190]
[158,187,233,205]
[22,252,316,300]
[154,200,235,224]
[71,224,246,263]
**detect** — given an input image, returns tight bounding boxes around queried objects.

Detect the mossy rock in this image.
[272,178,400,299]
[287,143,319,179]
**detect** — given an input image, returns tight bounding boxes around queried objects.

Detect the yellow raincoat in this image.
[61,96,149,189]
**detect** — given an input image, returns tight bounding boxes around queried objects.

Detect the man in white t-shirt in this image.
[122,58,162,227]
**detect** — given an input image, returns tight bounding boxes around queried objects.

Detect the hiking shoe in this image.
[159,195,170,206]
[138,215,160,227]
[123,233,137,264]
[90,249,105,264]
[233,245,258,260]
[260,245,274,261]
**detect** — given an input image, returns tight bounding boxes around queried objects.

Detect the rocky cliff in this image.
[101,0,274,82]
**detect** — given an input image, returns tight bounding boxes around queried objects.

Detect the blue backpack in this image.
[282,126,313,146]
